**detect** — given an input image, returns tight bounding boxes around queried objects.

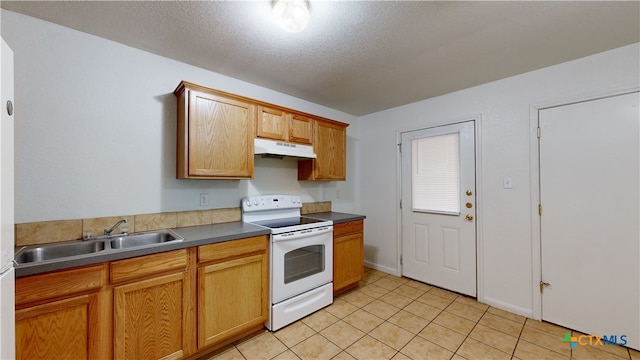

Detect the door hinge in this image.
[537,127,541,138]
[400,199,402,209]
[400,255,403,265]
[398,143,402,153]
[538,204,542,215]
[539,280,550,293]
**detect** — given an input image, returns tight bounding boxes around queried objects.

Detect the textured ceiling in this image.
[2,1,639,116]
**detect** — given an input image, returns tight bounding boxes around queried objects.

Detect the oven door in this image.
[271,226,333,304]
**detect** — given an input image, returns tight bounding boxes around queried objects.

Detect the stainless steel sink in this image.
[14,230,184,266]
[15,240,106,264]
[109,230,183,249]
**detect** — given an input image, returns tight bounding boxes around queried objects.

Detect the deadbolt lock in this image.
[465,214,473,221]
[466,202,473,208]
[465,190,473,196]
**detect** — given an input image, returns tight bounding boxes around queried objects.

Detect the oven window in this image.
[284,245,325,284]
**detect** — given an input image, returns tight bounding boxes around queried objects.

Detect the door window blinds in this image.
[411,132,460,215]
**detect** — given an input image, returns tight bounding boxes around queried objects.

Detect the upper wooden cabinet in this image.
[298,119,348,181]
[256,106,313,145]
[290,114,313,144]
[175,82,255,179]
[175,81,349,181]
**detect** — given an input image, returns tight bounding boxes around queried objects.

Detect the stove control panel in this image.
[242,195,302,212]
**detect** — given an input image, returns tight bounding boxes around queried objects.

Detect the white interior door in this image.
[401,121,476,296]
[539,91,640,350]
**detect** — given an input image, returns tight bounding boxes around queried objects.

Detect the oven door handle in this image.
[272,226,333,242]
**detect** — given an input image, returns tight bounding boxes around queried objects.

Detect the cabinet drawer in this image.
[110,249,188,284]
[16,265,106,305]
[198,236,268,264]
[333,220,363,237]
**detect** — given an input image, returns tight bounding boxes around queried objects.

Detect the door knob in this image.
[465,214,473,221]
[466,202,473,208]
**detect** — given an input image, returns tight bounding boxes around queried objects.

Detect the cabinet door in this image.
[257,106,288,141]
[315,121,346,179]
[289,114,313,144]
[300,120,347,180]
[188,90,255,178]
[16,295,94,360]
[15,265,109,360]
[198,253,268,348]
[114,272,189,360]
[334,233,364,294]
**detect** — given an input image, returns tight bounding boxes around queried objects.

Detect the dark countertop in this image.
[14,212,365,278]
[14,222,270,278]
[306,211,366,224]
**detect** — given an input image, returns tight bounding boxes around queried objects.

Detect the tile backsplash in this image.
[15,202,331,247]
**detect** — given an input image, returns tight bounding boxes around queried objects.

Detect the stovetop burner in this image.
[242,195,333,234]
[251,216,326,229]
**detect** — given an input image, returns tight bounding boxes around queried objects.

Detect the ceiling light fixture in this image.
[272,0,310,33]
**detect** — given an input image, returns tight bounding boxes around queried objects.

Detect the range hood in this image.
[254,138,316,159]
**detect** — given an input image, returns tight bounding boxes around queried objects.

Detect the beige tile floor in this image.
[210,268,640,360]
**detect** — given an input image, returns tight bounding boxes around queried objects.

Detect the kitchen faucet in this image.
[104,218,128,237]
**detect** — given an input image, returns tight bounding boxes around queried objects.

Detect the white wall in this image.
[358,43,639,316]
[0,10,359,223]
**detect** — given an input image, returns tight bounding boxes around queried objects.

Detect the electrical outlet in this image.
[503,176,513,189]
[200,193,209,206]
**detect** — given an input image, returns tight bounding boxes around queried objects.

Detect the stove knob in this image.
[253,199,259,206]
[244,200,251,207]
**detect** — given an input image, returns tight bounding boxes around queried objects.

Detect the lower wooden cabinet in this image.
[15,265,110,360]
[111,249,192,360]
[197,236,268,349]
[333,220,364,295]
[15,235,269,360]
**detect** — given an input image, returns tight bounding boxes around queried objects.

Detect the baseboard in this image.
[481,296,534,319]
[363,260,400,277]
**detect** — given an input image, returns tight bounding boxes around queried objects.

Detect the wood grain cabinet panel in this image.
[15,265,109,360]
[298,119,348,181]
[333,220,364,295]
[16,295,92,360]
[114,272,189,360]
[175,81,255,179]
[197,236,268,349]
[256,107,313,145]
[111,249,192,360]
[289,114,313,144]
[257,106,288,141]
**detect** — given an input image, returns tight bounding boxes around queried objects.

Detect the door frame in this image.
[529,85,640,321]
[396,116,485,300]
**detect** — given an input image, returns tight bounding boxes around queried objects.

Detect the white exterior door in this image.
[401,121,476,296]
[539,92,639,350]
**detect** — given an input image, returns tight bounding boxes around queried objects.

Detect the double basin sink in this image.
[15,230,183,265]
